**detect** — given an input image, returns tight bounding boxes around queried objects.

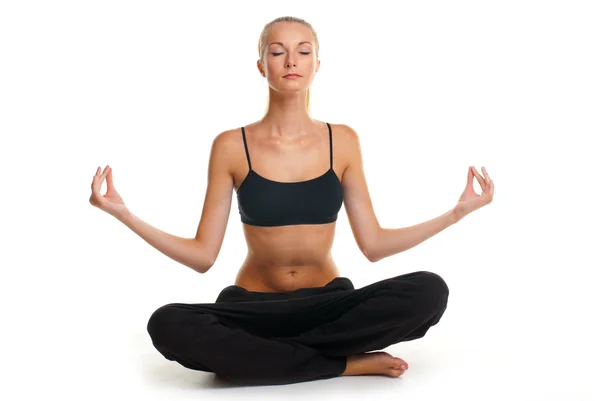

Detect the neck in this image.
[260,89,314,138]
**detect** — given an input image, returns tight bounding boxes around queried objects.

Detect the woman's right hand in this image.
[89,165,130,220]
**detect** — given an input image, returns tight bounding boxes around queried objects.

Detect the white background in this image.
[1,0,599,400]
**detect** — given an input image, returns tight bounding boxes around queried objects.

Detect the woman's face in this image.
[258,22,320,93]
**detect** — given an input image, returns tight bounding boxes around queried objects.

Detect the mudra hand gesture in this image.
[89,165,130,220]
[454,166,494,221]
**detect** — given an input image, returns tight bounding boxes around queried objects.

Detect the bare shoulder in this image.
[211,127,244,151]
[329,123,362,173]
[208,127,245,166]
[330,123,361,150]
[331,122,359,138]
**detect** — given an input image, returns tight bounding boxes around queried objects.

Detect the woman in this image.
[89,16,494,386]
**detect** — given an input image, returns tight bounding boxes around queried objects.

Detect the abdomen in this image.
[235,223,341,292]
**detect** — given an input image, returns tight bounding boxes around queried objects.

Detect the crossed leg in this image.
[147,271,449,386]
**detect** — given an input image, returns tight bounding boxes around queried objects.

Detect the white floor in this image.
[16,288,593,401]
[125,314,595,401]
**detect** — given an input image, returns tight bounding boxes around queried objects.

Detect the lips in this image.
[284,74,301,78]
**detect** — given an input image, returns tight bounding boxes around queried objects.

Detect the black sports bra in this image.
[235,122,344,227]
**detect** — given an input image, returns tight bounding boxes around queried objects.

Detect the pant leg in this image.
[146,271,449,385]
[273,271,450,357]
[146,278,352,386]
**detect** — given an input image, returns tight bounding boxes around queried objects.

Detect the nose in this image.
[285,54,297,68]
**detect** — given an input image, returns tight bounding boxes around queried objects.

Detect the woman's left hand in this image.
[453,166,494,221]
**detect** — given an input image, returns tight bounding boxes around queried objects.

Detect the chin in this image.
[271,85,310,94]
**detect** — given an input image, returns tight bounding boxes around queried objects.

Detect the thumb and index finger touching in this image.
[91,165,113,196]
[468,166,495,200]
[467,166,488,191]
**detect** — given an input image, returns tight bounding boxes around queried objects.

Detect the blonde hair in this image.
[258,16,320,116]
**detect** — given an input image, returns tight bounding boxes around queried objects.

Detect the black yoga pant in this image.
[147,270,449,386]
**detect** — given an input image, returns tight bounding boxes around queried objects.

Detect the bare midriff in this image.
[234,222,341,293]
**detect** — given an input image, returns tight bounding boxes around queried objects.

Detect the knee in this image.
[146,303,184,348]
[412,271,449,310]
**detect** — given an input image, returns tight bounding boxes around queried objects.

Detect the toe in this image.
[394,357,409,370]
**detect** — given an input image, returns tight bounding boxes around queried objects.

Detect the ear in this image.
[315,59,321,74]
[256,59,265,77]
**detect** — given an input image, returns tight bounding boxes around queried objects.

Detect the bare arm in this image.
[117,212,215,273]
[112,130,234,273]
[369,209,459,262]
[341,124,459,263]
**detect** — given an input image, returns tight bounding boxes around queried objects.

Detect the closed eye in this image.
[272,52,311,56]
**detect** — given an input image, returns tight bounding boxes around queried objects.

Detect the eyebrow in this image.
[268,41,313,47]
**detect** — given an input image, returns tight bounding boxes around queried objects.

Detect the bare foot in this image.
[340,351,409,378]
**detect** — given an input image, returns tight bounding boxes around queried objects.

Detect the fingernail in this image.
[401,365,406,370]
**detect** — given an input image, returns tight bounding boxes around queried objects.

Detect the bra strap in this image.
[327,122,333,169]
[241,127,252,170]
